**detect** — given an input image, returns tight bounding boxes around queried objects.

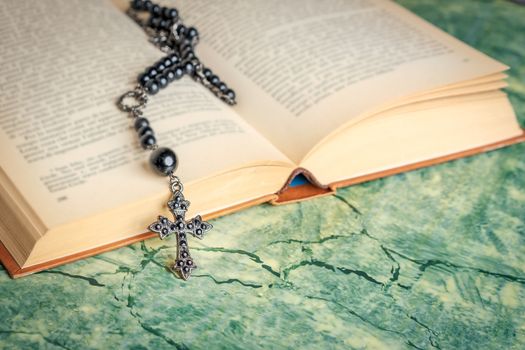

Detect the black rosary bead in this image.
[169,54,180,65]
[149,147,178,176]
[150,4,162,16]
[212,79,222,88]
[140,134,157,149]
[147,67,158,78]
[176,24,187,37]
[134,117,149,131]
[155,62,166,72]
[138,73,151,86]
[172,66,184,80]
[162,56,172,68]
[209,75,220,86]
[145,80,160,95]
[163,7,178,19]
[225,89,236,100]
[202,68,212,78]
[148,16,162,29]
[156,74,168,88]
[186,27,199,40]
[138,125,154,137]
[184,62,195,75]
[159,20,172,30]
[218,82,228,93]
[165,69,176,82]
[143,0,152,11]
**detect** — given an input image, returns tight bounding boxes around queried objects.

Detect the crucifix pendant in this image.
[147,175,213,280]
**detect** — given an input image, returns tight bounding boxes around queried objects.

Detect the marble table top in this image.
[1,0,524,349]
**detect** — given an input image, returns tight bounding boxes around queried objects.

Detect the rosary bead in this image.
[202,68,212,78]
[186,27,199,40]
[149,147,178,176]
[176,24,187,37]
[134,117,149,131]
[140,134,156,149]
[226,89,236,100]
[165,69,176,82]
[155,62,166,72]
[156,74,168,88]
[159,19,171,30]
[145,80,160,95]
[169,54,180,65]
[218,82,228,93]
[162,56,172,67]
[138,72,151,86]
[209,75,220,87]
[184,62,195,75]
[138,126,154,138]
[172,66,184,80]
[151,4,162,16]
[163,7,178,19]
[147,67,158,78]
[143,0,152,11]
[148,16,161,29]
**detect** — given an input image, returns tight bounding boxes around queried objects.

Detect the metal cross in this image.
[147,176,213,280]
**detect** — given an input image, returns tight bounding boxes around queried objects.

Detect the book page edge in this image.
[328,131,525,190]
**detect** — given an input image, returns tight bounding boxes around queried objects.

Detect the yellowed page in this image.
[301,92,523,184]
[170,0,508,162]
[303,79,509,160]
[0,0,293,230]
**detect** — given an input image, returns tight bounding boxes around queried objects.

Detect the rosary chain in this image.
[124,4,236,105]
[121,0,218,281]
[169,174,184,193]
[117,0,237,171]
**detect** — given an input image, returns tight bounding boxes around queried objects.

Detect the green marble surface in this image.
[1,0,525,349]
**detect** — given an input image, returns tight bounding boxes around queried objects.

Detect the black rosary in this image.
[117,0,236,280]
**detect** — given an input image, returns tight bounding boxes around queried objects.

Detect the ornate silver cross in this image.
[148,175,213,280]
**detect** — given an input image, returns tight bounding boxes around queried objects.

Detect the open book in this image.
[0,0,523,277]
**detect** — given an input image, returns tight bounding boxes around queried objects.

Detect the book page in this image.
[0,0,293,228]
[301,92,523,185]
[169,0,508,162]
